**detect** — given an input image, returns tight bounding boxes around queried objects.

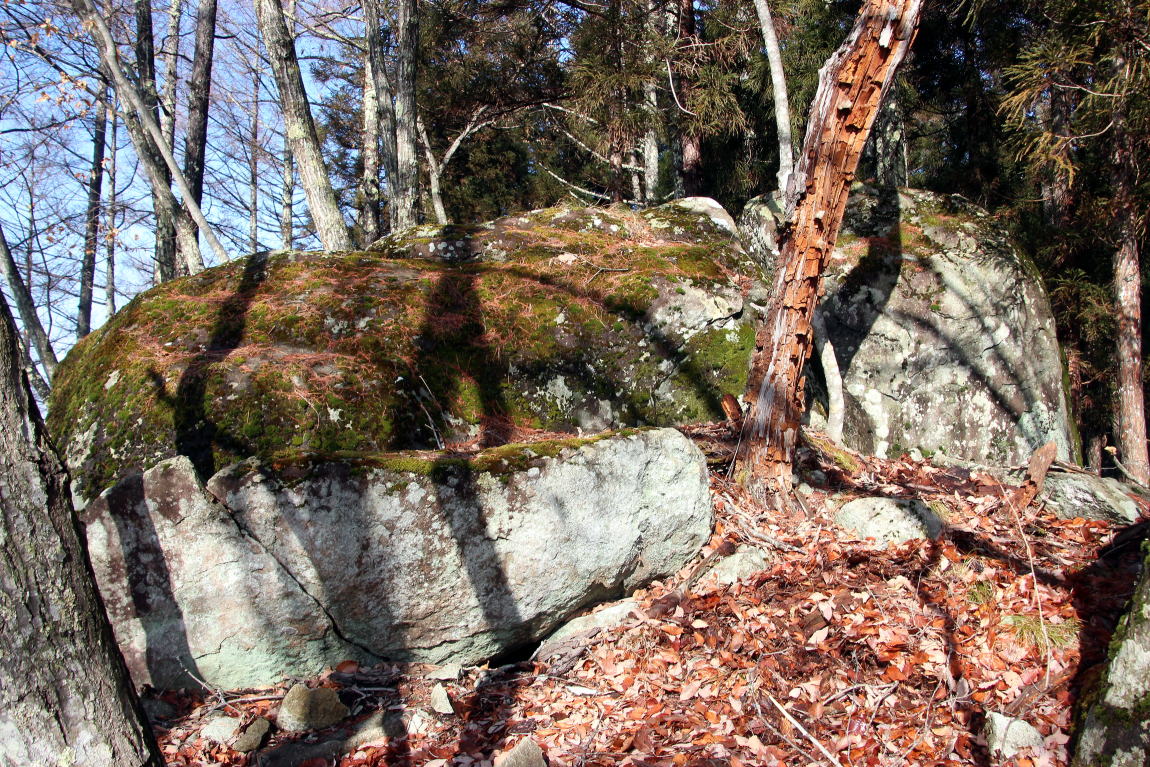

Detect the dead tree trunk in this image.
[0,289,162,766]
[0,223,57,380]
[738,0,922,494]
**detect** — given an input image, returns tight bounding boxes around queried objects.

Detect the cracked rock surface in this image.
[83,429,712,689]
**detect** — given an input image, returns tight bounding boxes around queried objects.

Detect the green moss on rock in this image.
[50,201,755,501]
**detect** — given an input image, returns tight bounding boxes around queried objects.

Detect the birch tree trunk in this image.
[253,0,351,250]
[391,0,420,231]
[751,0,794,192]
[738,0,923,493]
[0,289,162,767]
[78,85,108,338]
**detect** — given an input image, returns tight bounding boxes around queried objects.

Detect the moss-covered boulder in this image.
[50,199,759,502]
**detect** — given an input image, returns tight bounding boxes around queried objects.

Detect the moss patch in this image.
[50,201,753,500]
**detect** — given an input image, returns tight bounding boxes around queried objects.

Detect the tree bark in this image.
[359,0,386,242]
[106,105,119,315]
[0,287,162,766]
[751,0,794,193]
[254,0,352,250]
[738,0,923,493]
[78,83,108,338]
[675,0,703,196]
[159,0,184,150]
[0,223,57,380]
[1112,121,1148,484]
[391,0,420,231]
[183,0,218,223]
[72,0,223,272]
[134,0,178,280]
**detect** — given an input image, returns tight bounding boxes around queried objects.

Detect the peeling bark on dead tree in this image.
[738,0,922,494]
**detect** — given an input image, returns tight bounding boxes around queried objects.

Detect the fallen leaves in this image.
[148,440,1148,767]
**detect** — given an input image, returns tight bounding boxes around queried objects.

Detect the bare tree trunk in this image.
[739,0,923,492]
[134,0,179,280]
[281,142,295,248]
[249,64,260,253]
[254,0,351,250]
[73,0,223,271]
[751,0,794,192]
[642,81,660,204]
[159,0,183,150]
[1113,121,1148,484]
[391,0,420,231]
[359,0,386,242]
[359,52,384,242]
[0,288,162,767]
[676,0,703,196]
[78,83,108,338]
[106,105,119,314]
[183,0,218,231]
[0,223,57,380]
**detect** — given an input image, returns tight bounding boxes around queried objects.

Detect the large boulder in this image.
[50,200,757,503]
[1073,542,1150,766]
[83,428,712,689]
[742,185,1075,466]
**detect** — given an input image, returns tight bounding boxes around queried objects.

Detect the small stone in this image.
[983,712,1044,758]
[275,683,349,732]
[698,545,772,587]
[430,683,455,715]
[426,663,462,681]
[200,716,240,745]
[233,717,271,752]
[835,497,942,544]
[494,737,546,767]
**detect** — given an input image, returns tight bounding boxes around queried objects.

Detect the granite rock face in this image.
[742,185,1075,466]
[84,429,712,688]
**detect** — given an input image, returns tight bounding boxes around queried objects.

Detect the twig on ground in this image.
[763,689,844,767]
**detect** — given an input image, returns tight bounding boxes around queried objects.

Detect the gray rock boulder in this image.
[84,428,712,688]
[835,497,943,544]
[1073,543,1150,767]
[983,712,1045,759]
[816,187,1074,465]
[742,185,1075,466]
[276,684,349,732]
[1041,472,1141,524]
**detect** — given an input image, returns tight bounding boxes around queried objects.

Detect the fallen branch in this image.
[763,689,844,767]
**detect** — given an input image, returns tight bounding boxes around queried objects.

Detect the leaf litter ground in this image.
[148,433,1148,767]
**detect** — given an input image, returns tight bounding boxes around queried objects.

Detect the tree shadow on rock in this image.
[148,252,270,481]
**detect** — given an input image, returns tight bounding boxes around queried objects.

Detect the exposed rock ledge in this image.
[83,428,712,689]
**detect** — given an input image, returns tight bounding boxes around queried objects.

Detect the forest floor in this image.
[147,432,1148,767]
